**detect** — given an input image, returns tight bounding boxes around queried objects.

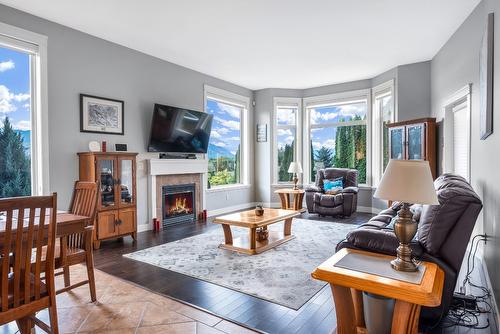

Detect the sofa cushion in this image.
[417,174,482,255]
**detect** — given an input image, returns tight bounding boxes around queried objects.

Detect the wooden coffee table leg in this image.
[249,228,257,250]
[284,218,292,236]
[391,300,420,334]
[222,224,233,245]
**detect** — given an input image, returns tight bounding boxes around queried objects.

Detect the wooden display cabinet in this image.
[78,152,138,249]
[386,118,437,179]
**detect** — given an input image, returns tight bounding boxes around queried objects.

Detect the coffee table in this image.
[213,208,301,255]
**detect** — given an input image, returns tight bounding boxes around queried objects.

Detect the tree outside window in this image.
[275,105,297,182]
[309,100,367,183]
[0,46,32,198]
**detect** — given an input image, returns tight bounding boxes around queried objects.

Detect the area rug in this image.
[123,218,356,309]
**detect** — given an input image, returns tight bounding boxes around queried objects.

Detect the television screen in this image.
[148,104,213,153]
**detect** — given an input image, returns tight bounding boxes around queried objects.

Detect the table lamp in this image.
[288,162,303,190]
[374,160,439,272]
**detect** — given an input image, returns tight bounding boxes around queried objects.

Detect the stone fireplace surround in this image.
[147,158,208,226]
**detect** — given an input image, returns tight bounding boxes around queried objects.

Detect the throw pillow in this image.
[324,177,343,191]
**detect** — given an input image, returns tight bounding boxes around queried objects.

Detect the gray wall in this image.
[0,4,254,227]
[430,0,500,309]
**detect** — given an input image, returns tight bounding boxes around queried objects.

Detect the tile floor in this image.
[0,265,258,334]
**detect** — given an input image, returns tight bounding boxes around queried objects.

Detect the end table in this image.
[312,248,444,334]
[274,188,306,212]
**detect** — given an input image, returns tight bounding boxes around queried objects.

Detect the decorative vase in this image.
[255,205,264,216]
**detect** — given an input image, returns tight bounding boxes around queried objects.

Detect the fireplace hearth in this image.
[162,183,196,226]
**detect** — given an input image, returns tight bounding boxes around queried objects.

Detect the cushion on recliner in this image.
[320,168,358,188]
[314,193,344,207]
[417,174,482,255]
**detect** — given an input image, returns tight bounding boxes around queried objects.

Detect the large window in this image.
[273,98,301,183]
[372,80,395,185]
[305,91,369,184]
[0,25,48,198]
[205,85,249,189]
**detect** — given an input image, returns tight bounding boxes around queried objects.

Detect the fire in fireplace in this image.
[162,183,196,226]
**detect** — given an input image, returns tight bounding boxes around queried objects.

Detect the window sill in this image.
[206,184,251,193]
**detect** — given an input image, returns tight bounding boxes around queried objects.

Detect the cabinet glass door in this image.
[119,157,135,206]
[407,124,425,160]
[97,157,117,208]
[389,127,405,159]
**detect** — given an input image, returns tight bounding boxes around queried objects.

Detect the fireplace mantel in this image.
[147,158,208,224]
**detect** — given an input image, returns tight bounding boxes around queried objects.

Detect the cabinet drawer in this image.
[97,210,119,239]
[118,208,136,235]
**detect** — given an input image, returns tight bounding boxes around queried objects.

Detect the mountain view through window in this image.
[206,98,242,188]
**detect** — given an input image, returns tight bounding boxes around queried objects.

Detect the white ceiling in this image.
[0,0,480,90]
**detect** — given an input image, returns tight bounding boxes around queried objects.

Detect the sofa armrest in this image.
[342,186,359,194]
[305,185,323,193]
[342,228,424,257]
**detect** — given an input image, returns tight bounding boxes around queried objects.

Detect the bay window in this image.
[273,97,301,183]
[304,90,370,185]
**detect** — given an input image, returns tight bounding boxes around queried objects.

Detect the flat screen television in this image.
[147,104,213,153]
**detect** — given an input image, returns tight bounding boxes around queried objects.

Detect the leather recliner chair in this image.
[336,174,483,326]
[305,168,359,217]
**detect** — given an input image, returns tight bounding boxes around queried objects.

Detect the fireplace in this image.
[162,183,196,226]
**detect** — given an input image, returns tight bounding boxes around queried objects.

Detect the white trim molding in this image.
[0,22,49,196]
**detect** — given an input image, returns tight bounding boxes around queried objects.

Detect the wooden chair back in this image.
[67,182,98,250]
[0,193,57,313]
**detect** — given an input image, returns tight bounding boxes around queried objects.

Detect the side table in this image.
[312,248,444,334]
[274,188,306,212]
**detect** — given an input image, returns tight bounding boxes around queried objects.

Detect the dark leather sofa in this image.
[336,174,483,324]
[305,168,359,217]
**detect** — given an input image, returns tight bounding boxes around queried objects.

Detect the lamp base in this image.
[292,174,299,190]
[391,203,419,272]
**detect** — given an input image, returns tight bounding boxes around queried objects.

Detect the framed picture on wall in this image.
[256,124,267,142]
[479,13,494,140]
[80,94,124,135]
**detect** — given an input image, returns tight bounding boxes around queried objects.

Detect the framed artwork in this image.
[80,94,124,135]
[256,124,267,142]
[479,13,494,140]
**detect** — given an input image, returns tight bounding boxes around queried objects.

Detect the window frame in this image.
[303,89,372,186]
[272,97,302,185]
[203,85,250,191]
[371,79,395,186]
[0,22,49,196]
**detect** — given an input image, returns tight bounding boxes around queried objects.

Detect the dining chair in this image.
[0,194,59,334]
[56,181,98,302]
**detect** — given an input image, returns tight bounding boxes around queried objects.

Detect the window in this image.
[273,97,301,183]
[304,90,370,185]
[204,85,249,189]
[372,80,395,185]
[443,85,471,181]
[0,24,48,198]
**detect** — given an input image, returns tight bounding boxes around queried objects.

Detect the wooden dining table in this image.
[0,210,91,333]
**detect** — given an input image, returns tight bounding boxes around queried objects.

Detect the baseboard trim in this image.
[480,256,500,333]
[358,206,382,214]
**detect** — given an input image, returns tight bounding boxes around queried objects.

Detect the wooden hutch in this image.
[386,117,437,178]
[78,152,138,249]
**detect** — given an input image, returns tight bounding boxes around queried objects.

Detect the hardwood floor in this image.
[93,212,371,334]
[92,212,497,334]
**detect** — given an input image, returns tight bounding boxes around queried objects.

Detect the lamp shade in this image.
[374,160,439,205]
[288,162,303,174]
